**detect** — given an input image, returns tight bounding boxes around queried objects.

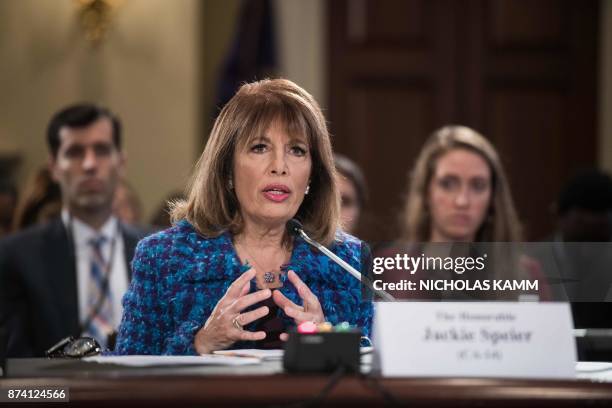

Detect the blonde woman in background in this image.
[392,125,548,300]
[402,125,521,243]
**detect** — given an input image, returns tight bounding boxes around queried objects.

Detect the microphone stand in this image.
[290,222,396,302]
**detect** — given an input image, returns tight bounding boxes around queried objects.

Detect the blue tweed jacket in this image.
[114,220,373,355]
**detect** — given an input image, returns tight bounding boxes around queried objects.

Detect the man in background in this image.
[0,103,146,357]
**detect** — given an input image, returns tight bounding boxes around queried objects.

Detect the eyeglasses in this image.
[45,336,101,358]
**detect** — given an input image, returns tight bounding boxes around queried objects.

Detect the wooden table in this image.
[2,358,612,407]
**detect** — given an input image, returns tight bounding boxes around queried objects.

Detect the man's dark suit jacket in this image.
[0,217,147,357]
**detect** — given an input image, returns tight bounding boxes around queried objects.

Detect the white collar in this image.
[61,209,119,248]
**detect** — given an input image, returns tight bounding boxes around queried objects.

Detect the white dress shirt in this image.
[62,210,128,331]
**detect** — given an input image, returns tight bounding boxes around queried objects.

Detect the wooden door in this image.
[328,0,599,242]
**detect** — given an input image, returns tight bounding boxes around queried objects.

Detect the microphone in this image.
[286,219,395,301]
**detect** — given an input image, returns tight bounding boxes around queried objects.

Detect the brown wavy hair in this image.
[171,78,339,245]
[402,125,522,242]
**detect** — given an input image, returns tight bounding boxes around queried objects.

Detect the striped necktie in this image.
[85,235,114,348]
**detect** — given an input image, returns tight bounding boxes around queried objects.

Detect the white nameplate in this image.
[373,302,576,379]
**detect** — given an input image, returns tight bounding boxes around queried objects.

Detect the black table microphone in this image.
[286,219,395,301]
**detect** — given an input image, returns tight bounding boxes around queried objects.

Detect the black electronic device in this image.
[283,329,361,373]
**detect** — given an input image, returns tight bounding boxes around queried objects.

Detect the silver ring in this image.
[232,315,243,330]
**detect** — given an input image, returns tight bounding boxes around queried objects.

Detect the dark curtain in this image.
[214,0,278,115]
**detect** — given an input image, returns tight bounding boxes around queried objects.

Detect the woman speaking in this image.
[114,79,372,355]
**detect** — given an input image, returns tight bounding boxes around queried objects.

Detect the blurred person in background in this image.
[12,168,147,234]
[114,79,372,355]
[386,125,548,300]
[552,169,612,243]
[0,103,147,357]
[537,169,612,303]
[402,125,521,243]
[11,167,62,232]
[334,154,367,234]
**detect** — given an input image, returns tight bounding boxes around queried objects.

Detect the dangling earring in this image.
[305,184,310,195]
[228,178,234,190]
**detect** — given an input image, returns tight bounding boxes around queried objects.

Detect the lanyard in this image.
[66,213,119,335]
